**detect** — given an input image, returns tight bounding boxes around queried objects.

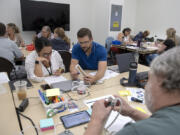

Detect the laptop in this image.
[51,80,73,92]
[116,53,135,73]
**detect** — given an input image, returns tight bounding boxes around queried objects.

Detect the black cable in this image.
[18,112,39,135]
[10,69,38,135]
[10,84,23,133]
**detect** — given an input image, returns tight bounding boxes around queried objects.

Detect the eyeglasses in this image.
[79,40,91,45]
[43,51,53,58]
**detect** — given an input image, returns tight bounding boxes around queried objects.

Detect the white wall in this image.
[135,0,180,39]
[0,0,138,46]
[108,0,137,39]
[122,0,137,35]
[0,0,93,44]
[91,0,109,45]
[0,0,35,44]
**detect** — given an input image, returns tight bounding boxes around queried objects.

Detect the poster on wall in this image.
[110,4,122,31]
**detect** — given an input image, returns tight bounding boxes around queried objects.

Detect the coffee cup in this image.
[14,80,27,100]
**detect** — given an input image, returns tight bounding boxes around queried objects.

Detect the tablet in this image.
[60,111,90,129]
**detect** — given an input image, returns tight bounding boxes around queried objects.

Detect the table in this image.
[0,84,20,135]
[1,64,150,135]
[20,47,33,57]
[112,43,158,55]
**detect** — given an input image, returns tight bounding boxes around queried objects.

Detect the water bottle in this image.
[128,62,137,86]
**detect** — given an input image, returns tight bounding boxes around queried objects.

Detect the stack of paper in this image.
[90,70,119,83]
[126,87,144,103]
[44,76,67,85]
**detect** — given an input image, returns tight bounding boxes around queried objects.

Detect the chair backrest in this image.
[105,36,114,53]
[0,57,14,78]
[116,53,135,73]
[58,50,71,73]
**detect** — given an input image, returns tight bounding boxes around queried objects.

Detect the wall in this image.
[91,0,109,45]
[0,0,93,44]
[108,0,137,39]
[135,0,180,39]
[0,0,35,44]
[0,0,138,46]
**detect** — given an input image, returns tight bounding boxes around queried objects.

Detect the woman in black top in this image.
[50,27,70,51]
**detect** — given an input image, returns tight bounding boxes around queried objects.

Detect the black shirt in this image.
[163,39,175,51]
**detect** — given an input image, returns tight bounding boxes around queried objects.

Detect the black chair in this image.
[58,50,71,73]
[0,57,15,78]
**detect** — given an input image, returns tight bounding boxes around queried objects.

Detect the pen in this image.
[38,90,45,103]
[131,97,143,103]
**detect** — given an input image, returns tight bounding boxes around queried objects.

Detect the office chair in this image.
[0,57,15,78]
[58,50,71,72]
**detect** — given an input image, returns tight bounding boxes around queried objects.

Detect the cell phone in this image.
[60,111,90,129]
[40,84,51,90]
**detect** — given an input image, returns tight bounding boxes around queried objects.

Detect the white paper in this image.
[84,95,134,133]
[126,87,145,103]
[0,72,9,84]
[105,111,133,133]
[89,70,119,83]
[44,76,67,85]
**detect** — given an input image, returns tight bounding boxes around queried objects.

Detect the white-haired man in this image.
[84,47,180,135]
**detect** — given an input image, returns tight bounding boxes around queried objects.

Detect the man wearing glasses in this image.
[70,28,107,84]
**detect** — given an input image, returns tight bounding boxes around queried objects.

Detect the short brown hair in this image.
[77,28,92,39]
[7,23,20,33]
[0,22,6,36]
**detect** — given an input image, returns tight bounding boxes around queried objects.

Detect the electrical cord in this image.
[18,112,39,135]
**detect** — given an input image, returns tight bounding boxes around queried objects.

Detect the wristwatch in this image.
[35,60,39,64]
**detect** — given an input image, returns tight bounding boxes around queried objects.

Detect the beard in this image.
[145,85,154,113]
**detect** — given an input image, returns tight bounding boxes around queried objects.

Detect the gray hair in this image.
[42,26,51,32]
[151,47,180,92]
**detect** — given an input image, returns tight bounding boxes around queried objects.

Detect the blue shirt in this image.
[50,37,70,51]
[133,32,143,41]
[72,41,107,70]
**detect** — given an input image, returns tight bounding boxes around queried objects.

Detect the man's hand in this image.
[91,99,112,124]
[70,69,79,80]
[84,74,96,84]
[113,95,135,116]
[84,100,112,135]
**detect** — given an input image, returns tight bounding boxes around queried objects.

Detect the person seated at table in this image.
[84,46,180,135]
[133,30,150,42]
[165,28,180,46]
[50,27,70,51]
[0,22,23,65]
[37,26,54,40]
[25,37,65,82]
[117,27,133,45]
[6,23,25,47]
[70,28,107,84]
[146,28,176,65]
